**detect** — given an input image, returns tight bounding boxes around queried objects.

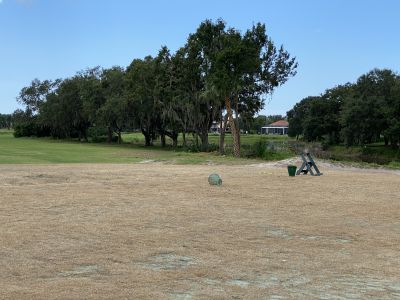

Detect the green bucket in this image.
[287,165,297,177]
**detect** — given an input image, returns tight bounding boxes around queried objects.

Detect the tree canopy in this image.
[13,19,297,155]
[287,69,400,148]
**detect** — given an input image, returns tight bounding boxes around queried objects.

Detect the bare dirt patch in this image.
[0,163,399,299]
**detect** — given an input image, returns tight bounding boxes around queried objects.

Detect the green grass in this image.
[0,133,139,164]
[0,132,267,165]
[2,130,398,168]
[388,161,400,169]
[0,129,13,135]
[121,132,293,146]
[326,144,400,165]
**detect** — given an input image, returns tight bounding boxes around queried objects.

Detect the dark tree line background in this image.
[287,69,400,148]
[11,19,297,157]
[0,114,12,129]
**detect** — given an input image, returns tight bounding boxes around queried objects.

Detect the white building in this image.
[261,120,289,135]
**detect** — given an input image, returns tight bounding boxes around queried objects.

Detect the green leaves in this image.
[288,69,400,148]
[14,19,298,153]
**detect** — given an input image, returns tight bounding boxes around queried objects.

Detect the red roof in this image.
[269,120,289,127]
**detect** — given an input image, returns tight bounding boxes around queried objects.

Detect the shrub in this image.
[88,127,109,138]
[13,121,49,137]
[185,142,218,153]
[253,139,267,157]
[88,127,117,143]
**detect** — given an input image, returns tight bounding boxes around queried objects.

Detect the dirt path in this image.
[0,163,399,299]
[251,157,400,176]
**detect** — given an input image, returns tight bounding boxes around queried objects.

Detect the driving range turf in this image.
[1,160,399,299]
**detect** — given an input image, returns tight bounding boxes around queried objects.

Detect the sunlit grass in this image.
[0,132,265,165]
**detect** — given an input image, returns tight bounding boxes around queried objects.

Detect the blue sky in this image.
[0,0,399,115]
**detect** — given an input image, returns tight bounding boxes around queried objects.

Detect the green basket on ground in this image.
[208,174,222,186]
[287,165,297,177]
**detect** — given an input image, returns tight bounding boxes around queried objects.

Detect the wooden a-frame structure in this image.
[296,153,322,176]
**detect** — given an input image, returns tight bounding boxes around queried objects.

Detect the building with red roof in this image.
[261,120,289,135]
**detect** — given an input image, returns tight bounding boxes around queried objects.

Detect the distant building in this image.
[261,120,289,135]
[210,121,231,134]
[210,121,220,133]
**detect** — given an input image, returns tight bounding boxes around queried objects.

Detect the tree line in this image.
[0,114,12,129]
[13,19,297,157]
[287,69,400,148]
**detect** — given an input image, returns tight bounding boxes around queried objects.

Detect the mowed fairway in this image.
[1,163,399,299]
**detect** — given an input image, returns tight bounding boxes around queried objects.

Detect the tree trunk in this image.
[160,133,166,147]
[142,128,152,146]
[219,124,225,155]
[107,127,113,143]
[234,95,241,146]
[234,117,240,146]
[144,134,152,146]
[182,132,186,147]
[194,133,199,149]
[170,132,178,148]
[219,113,228,155]
[165,131,179,148]
[200,131,209,152]
[82,128,88,142]
[117,131,122,144]
[391,137,399,149]
[384,136,389,146]
[225,97,240,157]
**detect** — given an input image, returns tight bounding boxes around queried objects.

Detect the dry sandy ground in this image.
[0,162,399,299]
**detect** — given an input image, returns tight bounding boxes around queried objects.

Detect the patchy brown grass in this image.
[0,163,399,299]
